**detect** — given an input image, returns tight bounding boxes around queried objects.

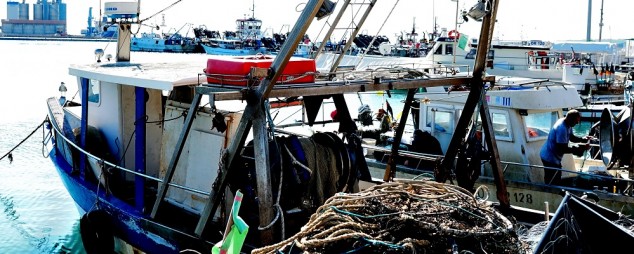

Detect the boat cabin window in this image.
[426,108,454,133]
[88,79,100,104]
[445,44,454,55]
[491,112,511,140]
[476,110,512,141]
[523,111,558,141]
[464,49,495,59]
[434,45,443,55]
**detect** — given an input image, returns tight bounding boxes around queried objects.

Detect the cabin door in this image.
[422,105,458,154]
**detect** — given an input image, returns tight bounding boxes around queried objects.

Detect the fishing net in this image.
[252,180,529,254]
[297,137,341,211]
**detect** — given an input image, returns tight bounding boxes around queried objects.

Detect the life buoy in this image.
[80,210,114,254]
[528,51,534,56]
[448,30,459,39]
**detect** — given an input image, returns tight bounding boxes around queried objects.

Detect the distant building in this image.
[1,0,67,37]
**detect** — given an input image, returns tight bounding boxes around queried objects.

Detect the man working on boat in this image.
[540,109,590,185]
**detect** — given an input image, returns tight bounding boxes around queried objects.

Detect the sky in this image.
[1,0,632,42]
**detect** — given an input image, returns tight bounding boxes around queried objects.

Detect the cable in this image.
[358,0,400,59]
[0,118,47,162]
[139,0,184,24]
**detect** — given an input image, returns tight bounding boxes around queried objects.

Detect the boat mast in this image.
[598,0,604,41]
[452,0,459,64]
[586,0,591,41]
[432,0,435,41]
[99,0,102,32]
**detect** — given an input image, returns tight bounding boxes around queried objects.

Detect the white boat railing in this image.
[48,117,211,197]
[360,141,634,193]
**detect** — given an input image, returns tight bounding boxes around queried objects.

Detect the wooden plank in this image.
[80,78,89,178]
[252,105,275,243]
[332,94,357,134]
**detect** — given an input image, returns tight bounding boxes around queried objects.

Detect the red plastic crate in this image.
[204,55,316,86]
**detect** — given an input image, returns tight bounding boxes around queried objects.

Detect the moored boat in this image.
[199,4,269,56]
[131,29,198,53]
[407,81,634,215]
[42,1,633,253]
[129,14,200,53]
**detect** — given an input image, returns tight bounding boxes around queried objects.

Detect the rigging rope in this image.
[0,117,47,162]
[139,0,185,24]
[358,0,400,60]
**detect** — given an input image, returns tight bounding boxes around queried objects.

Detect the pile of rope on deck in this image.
[252,179,529,254]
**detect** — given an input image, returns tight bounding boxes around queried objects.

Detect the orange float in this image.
[205,54,316,86]
[448,30,460,39]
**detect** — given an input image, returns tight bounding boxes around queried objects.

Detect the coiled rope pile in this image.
[252,180,528,254]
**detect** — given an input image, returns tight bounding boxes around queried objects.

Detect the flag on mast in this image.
[458,33,469,51]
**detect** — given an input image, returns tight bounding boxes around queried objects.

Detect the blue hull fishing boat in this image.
[131,32,198,53]
[42,0,634,253]
[131,20,198,53]
[200,39,267,55]
[44,1,333,253]
[199,1,268,56]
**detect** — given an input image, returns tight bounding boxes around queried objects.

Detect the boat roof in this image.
[68,54,212,91]
[551,41,617,54]
[415,84,583,110]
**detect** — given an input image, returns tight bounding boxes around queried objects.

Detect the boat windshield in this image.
[523,111,558,140]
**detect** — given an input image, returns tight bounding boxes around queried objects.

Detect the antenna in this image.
[250,0,255,18]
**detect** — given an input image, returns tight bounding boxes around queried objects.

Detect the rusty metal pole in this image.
[194,0,325,238]
[384,88,416,182]
[439,0,509,207]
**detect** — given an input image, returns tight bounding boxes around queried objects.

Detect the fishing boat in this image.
[423,32,553,76]
[42,1,632,253]
[268,36,314,58]
[131,32,198,53]
[403,80,634,214]
[272,72,634,218]
[131,23,199,53]
[199,3,268,56]
[533,191,634,253]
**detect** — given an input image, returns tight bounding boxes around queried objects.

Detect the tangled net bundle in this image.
[252,180,529,254]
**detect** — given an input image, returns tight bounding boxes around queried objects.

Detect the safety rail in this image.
[275,123,634,195]
[365,143,634,196]
[48,116,212,197]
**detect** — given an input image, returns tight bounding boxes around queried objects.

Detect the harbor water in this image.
[0,40,105,253]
